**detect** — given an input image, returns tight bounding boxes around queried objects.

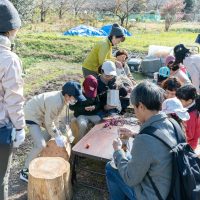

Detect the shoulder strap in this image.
[168,118,186,143]
[140,126,173,149]
[147,173,164,200]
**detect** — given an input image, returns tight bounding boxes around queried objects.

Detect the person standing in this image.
[0,1,25,199]
[82,23,125,78]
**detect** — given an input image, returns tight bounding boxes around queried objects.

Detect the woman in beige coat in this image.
[0,1,25,199]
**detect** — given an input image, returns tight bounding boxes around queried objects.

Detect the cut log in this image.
[28,157,72,200]
[39,138,71,161]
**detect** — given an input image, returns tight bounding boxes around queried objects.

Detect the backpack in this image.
[140,118,200,200]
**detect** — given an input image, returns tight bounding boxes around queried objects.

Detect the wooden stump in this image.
[28,157,72,200]
[39,138,71,161]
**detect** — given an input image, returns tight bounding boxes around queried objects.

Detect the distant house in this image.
[129,11,161,22]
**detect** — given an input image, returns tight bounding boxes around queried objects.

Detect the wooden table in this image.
[72,123,140,161]
[71,121,140,190]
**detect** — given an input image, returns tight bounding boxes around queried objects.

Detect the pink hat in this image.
[165,55,175,66]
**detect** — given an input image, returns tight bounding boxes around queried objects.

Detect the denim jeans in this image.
[106,162,137,200]
[0,144,12,200]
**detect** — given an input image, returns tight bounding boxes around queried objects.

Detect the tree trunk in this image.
[165,19,170,32]
[39,138,71,161]
[41,10,46,22]
[28,157,72,200]
[59,9,63,19]
[119,17,126,26]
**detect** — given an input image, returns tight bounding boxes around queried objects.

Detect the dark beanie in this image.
[109,23,125,39]
[0,0,21,32]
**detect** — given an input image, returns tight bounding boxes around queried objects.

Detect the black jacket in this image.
[69,96,101,117]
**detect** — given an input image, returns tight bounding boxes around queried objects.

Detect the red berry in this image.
[85,144,90,149]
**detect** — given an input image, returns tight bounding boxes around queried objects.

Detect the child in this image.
[115,49,136,85]
[176,85,200,150]
[97,61,128,116]
[157,66,170,86]
[162,77,182,99]
[162,97,190,130]
[70,75,101,143]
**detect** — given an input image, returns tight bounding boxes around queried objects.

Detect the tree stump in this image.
[39,138,71,161]
[28,157,72,200]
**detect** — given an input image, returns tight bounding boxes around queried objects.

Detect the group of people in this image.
[106,46,200,199]
[1,1,200,200]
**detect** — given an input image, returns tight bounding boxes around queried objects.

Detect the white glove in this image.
[12,129,25,148]
[55,135,67,147]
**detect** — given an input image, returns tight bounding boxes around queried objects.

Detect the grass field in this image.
[15,21,200,95]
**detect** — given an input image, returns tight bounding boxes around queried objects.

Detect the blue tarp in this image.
[101,24,132,36]
[63,25,107,36]
[63,24,132,37]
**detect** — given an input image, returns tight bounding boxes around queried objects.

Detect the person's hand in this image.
[118,127,137,138]
[115,61,123,69]
[12,129,25,148]
[85,106,95,111]
[104,104,117,110]
[113,138,122,151]
[55,135,67,147]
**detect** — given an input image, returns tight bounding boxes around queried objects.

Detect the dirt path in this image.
[8,73,108,200]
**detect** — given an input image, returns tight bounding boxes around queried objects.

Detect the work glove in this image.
[12,128,26,148]
[55,135,67,147]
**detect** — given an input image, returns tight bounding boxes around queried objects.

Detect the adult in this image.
[20,81,86,182]
[0,1,25,199]
[106,81,184,200]
[174,44,199,92]
[82,23,125,78]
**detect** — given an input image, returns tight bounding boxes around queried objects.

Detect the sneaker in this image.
[20,168,29,182]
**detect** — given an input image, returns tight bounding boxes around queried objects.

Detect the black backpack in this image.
[140,118,200,200]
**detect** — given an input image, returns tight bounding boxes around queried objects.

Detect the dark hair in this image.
[131,81,164,111]
[171,63,180,71]
[115,49,128,59]
[0,32,8,36]
[174,44,191,64]
[157,75,168,84]
[162,77,182,91]
[176,84,200,112]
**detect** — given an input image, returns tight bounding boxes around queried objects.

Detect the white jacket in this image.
[24,91,65,137]
[0,35,25,129]
[183,55,200,93]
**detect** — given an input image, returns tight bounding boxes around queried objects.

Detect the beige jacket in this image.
[0,35,25,129]
[24,91,65,137]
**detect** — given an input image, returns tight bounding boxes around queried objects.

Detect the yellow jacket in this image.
[82,38,115,73]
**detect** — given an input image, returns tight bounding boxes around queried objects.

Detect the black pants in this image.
[0,144,12,200]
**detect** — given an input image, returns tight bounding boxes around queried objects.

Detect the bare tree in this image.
[70,0,87,17]
[53,0,70,19]
[114,0,146,27]
[147,0,167,11]
[35,0,53,22]
[10,0,37,22]
[161,0,185,31]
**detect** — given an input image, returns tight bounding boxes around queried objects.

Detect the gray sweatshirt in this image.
[114,113,178,200]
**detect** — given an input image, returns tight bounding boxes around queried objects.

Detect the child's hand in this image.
[104,104,117,110]
[85,106,95,111]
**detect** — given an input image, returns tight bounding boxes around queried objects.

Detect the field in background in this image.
[16,21,200,96]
